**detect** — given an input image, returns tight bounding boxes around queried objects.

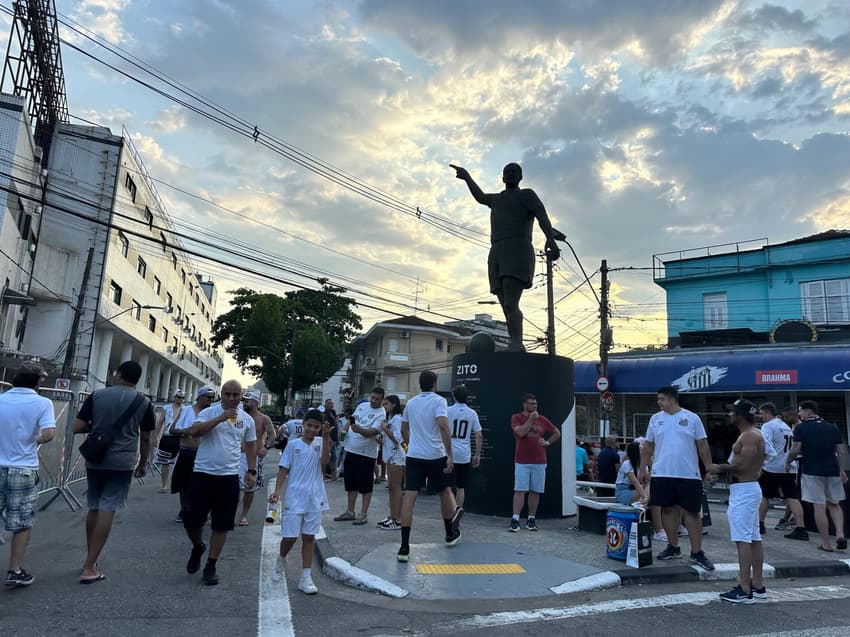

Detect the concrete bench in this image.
[573,495,640,535]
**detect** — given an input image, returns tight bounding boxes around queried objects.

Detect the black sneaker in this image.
[720,585,754,604]
[784,526,809,541]
[526,517,538,531]
[690,550,715,571]
[397,547,410,563]
[657,544,682,560]
[445,528,462,546]
[5,569,34,587]
[202,563,219,586]
[450,506,464,528]
[750,581,767,600]
[186,542,207,574]
[508,519,520,532]
[837,538,848,550]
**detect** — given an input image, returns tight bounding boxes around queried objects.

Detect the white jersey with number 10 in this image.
[447,403,482,465]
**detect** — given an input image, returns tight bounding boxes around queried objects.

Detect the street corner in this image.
[353,541,610,600]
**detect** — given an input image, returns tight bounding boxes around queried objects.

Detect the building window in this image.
[176,305,182,320]
[137,256,147,279]
[153,276,161,295]
[447,342,452,354]
[109,281,122,305]
[388,338,399,353]
[435,338,444,352]
[162,326,169,342]
[801,278,850,325]
[119,232,129,258]
[166,292,173,311]
[160,231,167,251]
[703,292,728,330]
[181,269,186,284]
[124,173,137,202]
[172,336,178,352]
[171,252,177,269]
[144,206,153,228]
[148,315,157,332]
[131,299,141,321]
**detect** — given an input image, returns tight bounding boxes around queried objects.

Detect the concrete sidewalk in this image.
[316,479,850,599]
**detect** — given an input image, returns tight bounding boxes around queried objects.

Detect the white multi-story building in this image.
[22,122,223,398]
[0,94,45,359]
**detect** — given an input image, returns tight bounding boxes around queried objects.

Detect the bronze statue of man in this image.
[450,162,561,352]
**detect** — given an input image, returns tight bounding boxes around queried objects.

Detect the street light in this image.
[100,304,172,324]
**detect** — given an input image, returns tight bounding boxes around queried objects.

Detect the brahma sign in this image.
[755,369,798,385]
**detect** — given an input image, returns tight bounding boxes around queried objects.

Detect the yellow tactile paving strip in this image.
[414,563,526,575]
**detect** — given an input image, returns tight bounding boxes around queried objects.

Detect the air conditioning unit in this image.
[365,356,376,365]
[400,330,409,338]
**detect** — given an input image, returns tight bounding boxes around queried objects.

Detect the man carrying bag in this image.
[72,361,155,583]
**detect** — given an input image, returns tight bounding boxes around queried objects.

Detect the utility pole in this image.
[599,259,612,438]
[546,254,556,355]
[61,247,94,379]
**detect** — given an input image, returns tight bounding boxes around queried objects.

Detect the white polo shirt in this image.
[403,391,449,460]
[646,408,706,480]
[193,403,257,476]
[345,402,385,459]
[0,388,56,469]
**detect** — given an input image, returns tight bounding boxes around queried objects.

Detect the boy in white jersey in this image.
[269,409,331,594]
[757,402,807,541]
[447,385,483,509]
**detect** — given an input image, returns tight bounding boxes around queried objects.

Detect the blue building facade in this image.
[653,231,850,346]
[572,231,850,449]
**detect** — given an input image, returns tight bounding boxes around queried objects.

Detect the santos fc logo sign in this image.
[670,365,728,392]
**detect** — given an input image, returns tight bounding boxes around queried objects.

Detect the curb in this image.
[615,560,850,586]
[315,536,410,598]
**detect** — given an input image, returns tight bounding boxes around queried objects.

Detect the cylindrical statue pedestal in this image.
[451,351,576,518]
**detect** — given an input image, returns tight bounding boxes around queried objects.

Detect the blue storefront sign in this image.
[575,347,850,394]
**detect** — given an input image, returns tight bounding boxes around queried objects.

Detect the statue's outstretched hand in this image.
[449,164,470,180]
[545,238,561,261]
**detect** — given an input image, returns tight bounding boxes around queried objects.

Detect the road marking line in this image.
[435,585,850,632]
[257,478,294,637]
[550,571,621,594]
[415,563,525,575]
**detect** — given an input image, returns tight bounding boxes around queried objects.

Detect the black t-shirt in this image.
[325,410,338,443]
[794,417,844,477]
[596,446,619,484]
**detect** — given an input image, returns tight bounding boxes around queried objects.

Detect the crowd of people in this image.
[2,360,847,607]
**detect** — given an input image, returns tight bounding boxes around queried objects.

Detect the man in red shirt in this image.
[509,394,560,531]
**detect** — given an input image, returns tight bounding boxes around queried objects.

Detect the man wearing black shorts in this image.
[640,386,714,570]
[169,386,215,523]
[333,388,385,525]
[183,380,257,585]
[757,402,806,541]
[398,371,463,562]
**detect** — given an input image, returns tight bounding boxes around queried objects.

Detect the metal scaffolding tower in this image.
[1,0,70,164]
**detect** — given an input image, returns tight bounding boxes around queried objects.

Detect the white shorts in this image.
[801,474,846,505]
[385,446,406,466]
[514,463,546,493]
[281,511,322,538]
[727,482,762,543]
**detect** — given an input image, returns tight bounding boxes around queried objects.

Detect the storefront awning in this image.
[575,346,850,394]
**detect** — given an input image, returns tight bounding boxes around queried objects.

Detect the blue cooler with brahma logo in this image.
[606,505,640,560]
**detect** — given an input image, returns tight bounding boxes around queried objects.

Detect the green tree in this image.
[211,285,361,401]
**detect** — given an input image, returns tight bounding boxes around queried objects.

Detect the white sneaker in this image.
[653,530,668,542]
[678,525,689,537]
[272,557,284,583]
[298,572,318,595]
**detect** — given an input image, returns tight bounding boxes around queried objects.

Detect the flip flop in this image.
[818,545,834,552]
[238,519,249,526]
[80,573,106,584]
[159,488,168,493]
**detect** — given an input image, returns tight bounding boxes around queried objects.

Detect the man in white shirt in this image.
[183,380,257,586]
[333,388,385,525]
[397,371,463,563]
[0,361,55,587]
[639,385,715,571]
[447,385,483,509]
[757,402,807,541]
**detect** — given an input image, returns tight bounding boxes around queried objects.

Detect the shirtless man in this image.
[450,162,561,351]
[709,400,768,604]
[237,391,276,526]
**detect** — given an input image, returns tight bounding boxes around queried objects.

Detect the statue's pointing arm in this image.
[450,164,493,207]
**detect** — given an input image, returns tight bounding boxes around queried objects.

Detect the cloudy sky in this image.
[21,0,850,382]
